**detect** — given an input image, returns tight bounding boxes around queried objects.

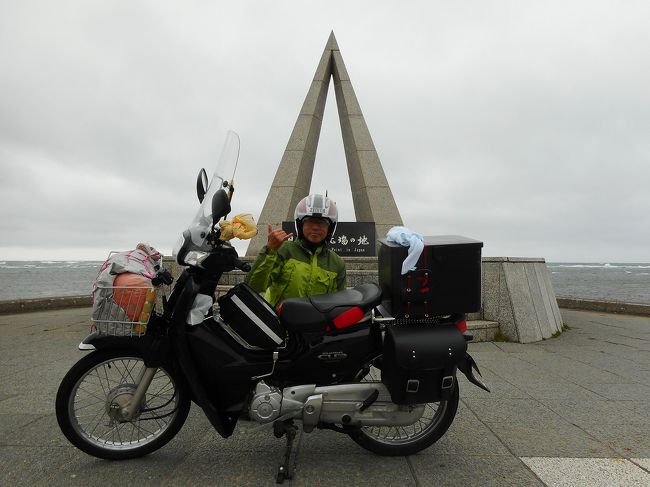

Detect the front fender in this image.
[80,332,171,369]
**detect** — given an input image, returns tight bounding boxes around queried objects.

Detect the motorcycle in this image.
[56,131,489,483]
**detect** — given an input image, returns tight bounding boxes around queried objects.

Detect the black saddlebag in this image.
[217,283,285,350]
[381,324,467,404]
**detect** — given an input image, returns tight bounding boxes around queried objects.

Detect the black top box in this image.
[378,235,483,318]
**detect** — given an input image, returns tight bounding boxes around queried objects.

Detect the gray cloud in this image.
[1,1,648,262]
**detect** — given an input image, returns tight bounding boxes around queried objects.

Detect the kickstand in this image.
[273,419,298,484]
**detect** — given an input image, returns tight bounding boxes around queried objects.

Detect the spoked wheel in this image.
[347,358,459,456]
[56,349,190,460]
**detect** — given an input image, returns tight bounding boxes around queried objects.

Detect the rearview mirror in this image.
[196,168,208,203]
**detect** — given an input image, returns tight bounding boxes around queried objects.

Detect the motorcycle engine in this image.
[249,381,283,423]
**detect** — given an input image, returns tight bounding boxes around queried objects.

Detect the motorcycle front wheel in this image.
[348,359,459,456]
[56,348,190,460]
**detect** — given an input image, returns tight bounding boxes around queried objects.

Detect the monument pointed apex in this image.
[246,35,403,256]
[326,31,339,51]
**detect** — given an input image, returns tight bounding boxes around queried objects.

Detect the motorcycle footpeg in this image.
[358,388,379,412]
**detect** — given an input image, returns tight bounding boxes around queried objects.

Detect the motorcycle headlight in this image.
[173,231,210,267]
[182,250,209,267]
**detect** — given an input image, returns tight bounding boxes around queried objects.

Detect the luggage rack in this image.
[392,316,444,326]
[371,305,396,328]
[91,285,157,337]
[371,305,447,327]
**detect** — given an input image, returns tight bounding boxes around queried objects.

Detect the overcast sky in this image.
[1,1,648,262]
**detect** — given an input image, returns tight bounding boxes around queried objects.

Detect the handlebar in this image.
[151,268,174,286]
[232,258,251,272]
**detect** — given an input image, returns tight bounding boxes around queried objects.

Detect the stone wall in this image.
[0,295,92,314]
[482,257,563,343]
[557,297,650,317]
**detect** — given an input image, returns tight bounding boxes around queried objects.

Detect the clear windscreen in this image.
[192,130,240,230]
[172,131,240,263]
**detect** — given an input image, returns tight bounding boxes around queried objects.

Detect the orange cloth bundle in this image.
[113,273,152,321]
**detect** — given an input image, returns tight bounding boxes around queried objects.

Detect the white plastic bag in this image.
[386,227,424,275]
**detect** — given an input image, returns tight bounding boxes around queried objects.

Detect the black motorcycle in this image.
[56,131,489,483]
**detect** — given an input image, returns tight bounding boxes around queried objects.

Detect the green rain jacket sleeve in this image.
[244,245,282,293]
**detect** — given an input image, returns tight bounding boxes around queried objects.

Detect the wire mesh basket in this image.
[91,285,157,337]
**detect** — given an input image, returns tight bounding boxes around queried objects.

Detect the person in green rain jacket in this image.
[245,194,346,308]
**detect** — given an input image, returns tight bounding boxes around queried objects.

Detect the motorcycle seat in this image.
[279,283,382,334]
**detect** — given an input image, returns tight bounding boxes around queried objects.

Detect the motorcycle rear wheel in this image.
[56,349,190,460]
[347,360,459,456]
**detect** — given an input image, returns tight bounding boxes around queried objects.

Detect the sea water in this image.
[0,260,649,304]
[547,263,650,305]
[0,261,104,301]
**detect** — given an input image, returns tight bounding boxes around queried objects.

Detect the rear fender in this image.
[458,353,490,392]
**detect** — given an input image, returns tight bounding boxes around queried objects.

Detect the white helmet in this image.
[294,194,338,242]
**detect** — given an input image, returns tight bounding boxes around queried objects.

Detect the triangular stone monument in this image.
[247,32,403,255]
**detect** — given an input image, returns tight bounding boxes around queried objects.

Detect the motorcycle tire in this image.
[347,359,459,456]
[56,348,190,460]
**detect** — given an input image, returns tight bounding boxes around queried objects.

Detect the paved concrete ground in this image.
[0,308,648,486]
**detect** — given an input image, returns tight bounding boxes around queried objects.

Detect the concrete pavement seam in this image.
[459,398,548,485]
[512,348,617,401]
[516,343,647,400]
[628,458,650,475]
[538,349,648,390]
[510,356,637,459]
[0,413,50,446]
[405,455,421,487]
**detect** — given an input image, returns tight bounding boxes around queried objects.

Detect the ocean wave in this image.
[550,263,650,269]
[1,261,104,270]
[37,265,101,270]
[34,265,78,269]
[550,264,611,269]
